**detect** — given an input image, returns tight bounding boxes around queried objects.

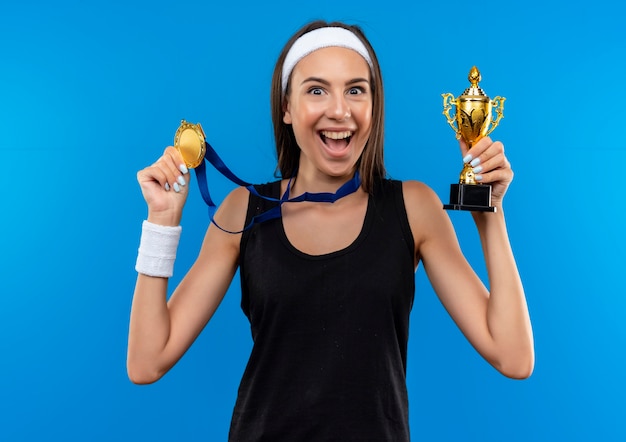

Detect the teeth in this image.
[321,130,352,140]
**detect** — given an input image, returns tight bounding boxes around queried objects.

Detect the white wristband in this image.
[135,220,182,278]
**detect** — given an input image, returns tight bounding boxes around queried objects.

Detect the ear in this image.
[282,98,292,124]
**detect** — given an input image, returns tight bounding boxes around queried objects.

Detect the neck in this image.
[290,165,360,196]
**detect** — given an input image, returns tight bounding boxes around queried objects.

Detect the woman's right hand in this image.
[136,146,190,226]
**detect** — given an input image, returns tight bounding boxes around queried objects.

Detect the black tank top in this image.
[230,179,415,441]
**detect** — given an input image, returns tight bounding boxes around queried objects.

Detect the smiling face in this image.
[282,46,373,183]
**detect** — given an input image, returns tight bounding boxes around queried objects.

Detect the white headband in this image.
[281,27,373,94]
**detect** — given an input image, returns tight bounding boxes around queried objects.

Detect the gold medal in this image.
[174,119,206,169]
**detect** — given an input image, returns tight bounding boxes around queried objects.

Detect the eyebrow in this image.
[300,76,370,86]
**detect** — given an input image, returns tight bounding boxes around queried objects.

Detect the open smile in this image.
[319,130,353,153]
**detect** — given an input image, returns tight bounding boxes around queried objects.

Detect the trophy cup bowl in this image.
[442,67,505,212]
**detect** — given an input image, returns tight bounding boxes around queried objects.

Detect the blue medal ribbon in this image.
[195,140,362,233]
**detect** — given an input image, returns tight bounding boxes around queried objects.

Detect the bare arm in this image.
[473,207,533,377]
[405,137,534,379]
[126,147,248,384]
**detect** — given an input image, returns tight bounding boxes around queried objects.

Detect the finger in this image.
[471,151,509,177]
[464,136,492,160]
[163,146,189,175]
[156,157,185,191]
[137,164,169,190]
[474,153,512,183]
[465,138,503,168]
[475,166,513,185]
[158,147,190,192]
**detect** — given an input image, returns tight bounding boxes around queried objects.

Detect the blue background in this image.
[1,0,625,440]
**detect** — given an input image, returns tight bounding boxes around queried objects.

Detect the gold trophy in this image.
[442,66,505,212]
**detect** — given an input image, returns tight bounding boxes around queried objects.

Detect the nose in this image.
[326,93,351,121]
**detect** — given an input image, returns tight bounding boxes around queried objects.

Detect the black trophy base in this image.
[443,183,496,212]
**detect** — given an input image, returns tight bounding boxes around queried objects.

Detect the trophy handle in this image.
[486,96,506,136]
[441,93,460,139]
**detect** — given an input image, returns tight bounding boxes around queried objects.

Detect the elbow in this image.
[126,358,165,385]
[127,370,160,385]
[495,351,535,380]
[500,361,534,380]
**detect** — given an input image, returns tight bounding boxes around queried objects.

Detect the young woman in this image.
[128,20,534,441]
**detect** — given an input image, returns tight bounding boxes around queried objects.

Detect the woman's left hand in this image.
[460,137,513,207]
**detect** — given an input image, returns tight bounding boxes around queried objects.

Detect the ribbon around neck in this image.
[195,140,362,233]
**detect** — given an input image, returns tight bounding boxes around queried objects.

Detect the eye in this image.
[348,86,365,95]
[308,87,324,95]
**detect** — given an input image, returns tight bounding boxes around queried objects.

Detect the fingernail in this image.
[463,154,472,164]
[475,174,483,181]
[173,182,181,193]
[179,164,188,174]
[177,176,186,186]
[165,183,171,191]
[472,165,483,174]
[470,158,481,167]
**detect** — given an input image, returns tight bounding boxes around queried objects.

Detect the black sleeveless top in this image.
[230,179,415,441]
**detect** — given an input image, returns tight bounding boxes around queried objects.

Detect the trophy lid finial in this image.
[462,66,487,97]
[469,66,481,87]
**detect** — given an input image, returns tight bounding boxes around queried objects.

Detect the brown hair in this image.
[270,20,386,193]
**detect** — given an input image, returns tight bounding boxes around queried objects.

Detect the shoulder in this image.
[372,179,441,217]
[211,186,251,234]
[222,186,251,212]
[400,180,444,221]
[374,178,438,199]
[211,179,283,234]
[400,180,441,208]
[192,186,250,274]
[399,180,452,251]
